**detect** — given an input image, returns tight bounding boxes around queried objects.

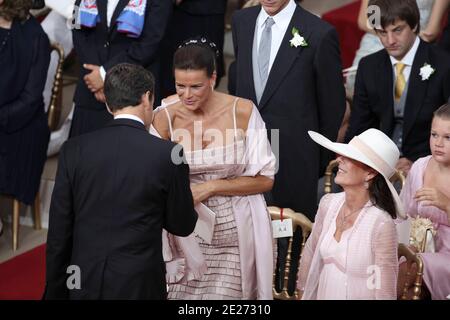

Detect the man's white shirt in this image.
[114,114,145,126]
[100,0,121,80]
[389,36,420,83]
[256,0,296,74]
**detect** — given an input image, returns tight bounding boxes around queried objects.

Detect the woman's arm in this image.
[373,219,398,300]
[191,175,273,205]
[420,0,450,43]
[357,0,375,34]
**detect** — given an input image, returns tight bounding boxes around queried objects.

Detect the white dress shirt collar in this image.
[258,0,297,31]
[389,36,420,67]
[256,0,297,73]
[107,0,121,27]
[114,114,145,126]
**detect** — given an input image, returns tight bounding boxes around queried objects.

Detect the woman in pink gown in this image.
[399,103,450,300]
[151,38,276,299]
[298,129,405,300]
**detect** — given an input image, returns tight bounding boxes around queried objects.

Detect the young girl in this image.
[399,103,450,300]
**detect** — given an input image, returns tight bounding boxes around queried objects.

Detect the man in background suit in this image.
[45,63,197,299]
[70,0,172,137]
[346,0,450,175]
[232,0,346,293]
[160,0,228,97]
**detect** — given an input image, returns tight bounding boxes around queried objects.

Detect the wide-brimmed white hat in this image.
[309,129,405,219]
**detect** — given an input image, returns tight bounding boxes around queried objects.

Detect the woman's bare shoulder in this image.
[234,97,254,131]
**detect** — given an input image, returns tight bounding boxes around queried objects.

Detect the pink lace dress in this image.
[151,98,276,300]
[167,127,247,299]
[400,156,450,300]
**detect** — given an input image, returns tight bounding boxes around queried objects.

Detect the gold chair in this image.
[324,159,406,194]
[47,42,65,131]
[323,159,339,194]
[11,42,65,250]
[268,206,313,300]
[398,216,435,300]
[398,243,424,300]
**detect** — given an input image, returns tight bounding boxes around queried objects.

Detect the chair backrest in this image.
[397,243,424,300]
[268,206,313,300]
[324,159,406,194]
[324,159,339,194]
[47,42,65,131]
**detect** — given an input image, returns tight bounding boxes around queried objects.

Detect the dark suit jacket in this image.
[177,0,227,15]
[232,4,346,219]
[44,119,197,300]
[72,0,172,109]
[346,40,450,161]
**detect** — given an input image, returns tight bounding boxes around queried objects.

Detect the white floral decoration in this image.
[289,27,308,48]
[419,63,435,81]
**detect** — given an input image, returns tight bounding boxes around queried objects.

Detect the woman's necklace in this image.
[338,203,370,230]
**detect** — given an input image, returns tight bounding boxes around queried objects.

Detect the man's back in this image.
[45,119,197,299]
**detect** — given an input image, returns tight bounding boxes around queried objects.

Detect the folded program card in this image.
[194,203,216,244]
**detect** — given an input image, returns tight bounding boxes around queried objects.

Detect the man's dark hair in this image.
[104,63,154,112]
[368,0,420,34]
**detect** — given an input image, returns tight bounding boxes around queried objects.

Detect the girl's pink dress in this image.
[400,156,450,300]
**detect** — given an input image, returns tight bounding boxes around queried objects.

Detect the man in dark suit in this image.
[232,0,346,293]
[346,0,450,175]
[70,0,172,137]
[45,63,197,300]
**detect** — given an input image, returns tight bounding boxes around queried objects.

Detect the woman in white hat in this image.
[297,128,405,300]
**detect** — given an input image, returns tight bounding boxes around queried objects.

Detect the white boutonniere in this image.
[419,63,435,81]
[289,27,308,48]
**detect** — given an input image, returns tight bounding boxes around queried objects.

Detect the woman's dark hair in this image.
[369,174,397,219]
[0,0,33,21]
[368,0,420,34]
[173,37,220,77]
[433,103,450,121]
[104,63,155,112]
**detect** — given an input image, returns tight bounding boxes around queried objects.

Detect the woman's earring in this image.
[364,180,369,189]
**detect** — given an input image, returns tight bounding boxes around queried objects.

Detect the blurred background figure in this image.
[0,0,50,232]
[69,0,172,137]
[160,0,228,98]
